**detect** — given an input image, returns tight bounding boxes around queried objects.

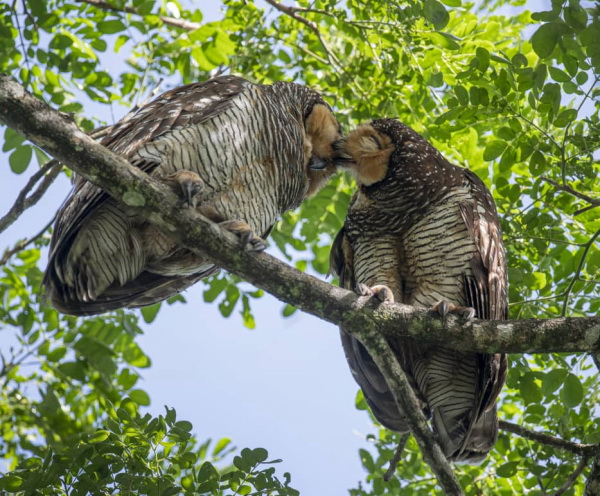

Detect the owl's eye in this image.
[309,155,327,170]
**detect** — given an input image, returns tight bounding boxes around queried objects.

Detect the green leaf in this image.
[282,304,297,317]
[483,140,506,161]
[213,437,231,456]
[423,0,449,30]
[0,475,23,491]
[130,389,150,406]
[141,303,161,323]
[497,461,519,477]
[548,66,570,82]
[9,145,33,174]
[175,420,193,432]
[97,20,126,34]
[89,430,111,443]
[561,373,583,407]
[529,151,547,175]
[542,368,568,396]
[531,22,561,58]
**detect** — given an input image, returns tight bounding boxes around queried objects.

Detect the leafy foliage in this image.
[0,0,599,494]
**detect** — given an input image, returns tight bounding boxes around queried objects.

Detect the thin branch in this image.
[541,176,600,213]
[499,421,597,456]
[77,0,201,31]
[551,455,590,496]
[0,213,56,266]
[384,433,411,481]
[561,228,600,317]
[0,160,62,234]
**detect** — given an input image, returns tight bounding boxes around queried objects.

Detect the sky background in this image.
[0,2,374,495]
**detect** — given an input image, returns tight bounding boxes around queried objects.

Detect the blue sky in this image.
[0,2,376,494]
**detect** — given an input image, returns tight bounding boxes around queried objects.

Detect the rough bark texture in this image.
[1,75,600,356]
[1,74,600,495]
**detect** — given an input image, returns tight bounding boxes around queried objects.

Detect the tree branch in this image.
[0,160,62,234]
[77,0,201,31]
[2,74,600,493]
[499,421,597,456]
[0,213,56,267]
[1,76,600,349]
[551,455,590,496]
[541,176,600,216]
[586,452,600,496]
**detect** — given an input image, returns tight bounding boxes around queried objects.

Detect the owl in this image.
[330,118,507,463]
[45,75,341,315]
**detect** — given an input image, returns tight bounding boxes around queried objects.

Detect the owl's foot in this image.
[355,283,394,303]
[431,300,476,319]
[219,220,268,252]
[162,170,204,208]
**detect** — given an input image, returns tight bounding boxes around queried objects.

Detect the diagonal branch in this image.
[2,73,600,493]
[0,159,62,234]
[77,0,201,31]
[541,176,600,216]
[499,421,597,456]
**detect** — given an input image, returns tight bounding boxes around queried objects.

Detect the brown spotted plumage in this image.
[331,119,508,463]
[45,75,341,315]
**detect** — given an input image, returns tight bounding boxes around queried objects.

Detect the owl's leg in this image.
[431,300,476,319]
[355,283,395,303]
[197,204,268,253]
[161,170,204,208]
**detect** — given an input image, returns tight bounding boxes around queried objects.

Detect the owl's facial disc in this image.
[304,103,342,196]
[343,124,395,186]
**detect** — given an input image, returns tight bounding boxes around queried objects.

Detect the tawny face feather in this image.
[304,103,342,196]
[343,124,395,186]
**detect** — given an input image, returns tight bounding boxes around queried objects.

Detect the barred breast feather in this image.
[45,75,341,315]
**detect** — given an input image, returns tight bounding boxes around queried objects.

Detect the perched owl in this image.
[45,75,341,315]
[330,118,508,463]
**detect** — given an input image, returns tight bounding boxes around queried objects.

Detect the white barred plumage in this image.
[45,75,341,315]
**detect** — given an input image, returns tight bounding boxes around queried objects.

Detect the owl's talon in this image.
[355,284,394,303]
[220,220,267,253]
[432,300,475,320]
[162,170,204,208]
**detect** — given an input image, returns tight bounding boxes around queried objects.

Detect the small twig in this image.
[0,160,62,234]
[77,0,201,31]
[0,213,57,266]
[499,420,597,456]
[551,455,590,496]
[561,228,600,317]
[384,432,411,481]
[541,176,600,213]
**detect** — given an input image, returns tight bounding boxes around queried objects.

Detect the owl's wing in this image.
[51,75,250,248]
[456,170,508,456]
[460,170,508,321]
[329,226,411,432]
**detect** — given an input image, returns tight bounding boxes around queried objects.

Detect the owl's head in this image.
[332,120,397,187]
[303,103,343,197]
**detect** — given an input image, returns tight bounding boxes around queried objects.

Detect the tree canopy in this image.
[0,0,599,494]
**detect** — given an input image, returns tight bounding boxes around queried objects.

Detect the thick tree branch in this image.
[78,0,201,31]
[1,75,600,348]
[3,73,600,495]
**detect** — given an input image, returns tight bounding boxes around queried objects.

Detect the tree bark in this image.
[1,74,600,494]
